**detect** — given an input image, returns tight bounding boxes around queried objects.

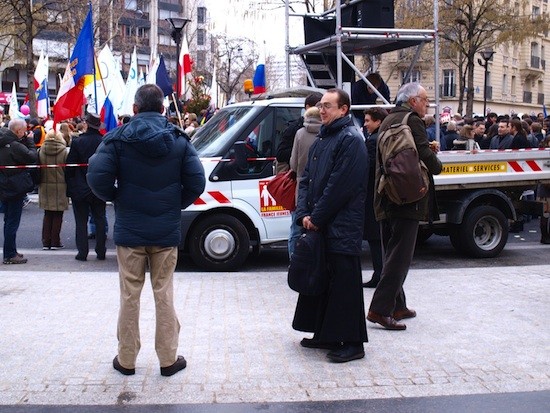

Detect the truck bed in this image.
[434,148,550,191]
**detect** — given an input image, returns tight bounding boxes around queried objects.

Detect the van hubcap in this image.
[203,229,235,260]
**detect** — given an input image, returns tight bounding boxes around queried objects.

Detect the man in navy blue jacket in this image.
[292,88,368,363]
[88,84,205,377]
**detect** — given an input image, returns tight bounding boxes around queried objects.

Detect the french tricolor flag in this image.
[253,47,266,94]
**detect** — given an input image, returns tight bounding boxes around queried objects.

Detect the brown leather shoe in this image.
[367,311,406,330]
[393,308,417,321]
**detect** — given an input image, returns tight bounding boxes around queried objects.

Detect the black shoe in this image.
[97,254,106,260]
[362,278,379,288]
[300,337,342,350]
[113,356,135,375]
[75,255,87,261]
[160,355,187,377]
[327,343,365,363]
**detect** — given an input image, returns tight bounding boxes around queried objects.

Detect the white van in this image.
[180,95,306,271]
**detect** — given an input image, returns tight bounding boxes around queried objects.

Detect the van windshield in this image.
[191,105,262,157]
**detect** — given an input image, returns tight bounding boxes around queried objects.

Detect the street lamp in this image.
[166,17,190,98]
[477,48,495,117]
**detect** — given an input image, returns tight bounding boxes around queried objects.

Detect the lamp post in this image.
[477,48,495,117]
[166,17,190,98]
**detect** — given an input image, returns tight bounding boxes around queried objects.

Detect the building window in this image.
[511,75,517,97]
[502,73,508,95]
[532,5,540,18]
[197,29,206,46]
[442,69,455,97]
[401,69,420,85]
[531,42,540,68]
[197,7,207,24]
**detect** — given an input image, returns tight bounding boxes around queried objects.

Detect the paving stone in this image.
[1,266,549,405]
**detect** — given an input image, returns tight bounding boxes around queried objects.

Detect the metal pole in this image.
[483,63,488,117]
[176,35,181,98]
[335,0,342,88]
[284,0,290,88]
[434,0,440,143]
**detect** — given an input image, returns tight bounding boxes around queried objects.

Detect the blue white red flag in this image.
[53,5,95,124]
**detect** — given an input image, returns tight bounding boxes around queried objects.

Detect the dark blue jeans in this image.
[3,196,24,260]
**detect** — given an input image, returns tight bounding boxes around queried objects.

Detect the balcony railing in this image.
[538,93,545,105]
[523,91,533,103]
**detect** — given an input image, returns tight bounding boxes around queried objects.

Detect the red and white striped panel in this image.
[507,160,543,172]
[193,191,232,206]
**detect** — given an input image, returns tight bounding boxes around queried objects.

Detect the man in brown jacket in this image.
[367,83,442,330]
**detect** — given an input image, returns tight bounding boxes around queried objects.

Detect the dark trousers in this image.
[2,196,24,260]
[369,218,419,316]
[292,253,368,344]
[72,198,106,259]
[42,210,64,247]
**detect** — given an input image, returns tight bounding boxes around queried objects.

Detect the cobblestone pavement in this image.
[0,264,548,408]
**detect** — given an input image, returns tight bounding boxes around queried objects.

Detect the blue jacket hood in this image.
[103,112,187,157]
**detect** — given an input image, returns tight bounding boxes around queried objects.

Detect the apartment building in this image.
[377,1,550,117]
[0,0,213,104]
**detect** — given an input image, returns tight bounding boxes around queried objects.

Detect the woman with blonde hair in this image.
[38,129,69,249]
[58,123,73,147]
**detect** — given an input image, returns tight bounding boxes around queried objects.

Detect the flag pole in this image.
[89,2,99,115]
[171,92,184,129]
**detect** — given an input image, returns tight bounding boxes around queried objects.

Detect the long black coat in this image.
[363,128,381,241]
[65,129,103,201]
[295,115,368,255]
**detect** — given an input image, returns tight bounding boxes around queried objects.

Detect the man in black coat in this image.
[0,119,37,264]
[292,88,368,363]
[65,113,106,261]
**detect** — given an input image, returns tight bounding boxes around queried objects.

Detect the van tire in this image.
[189,214,250,271]
[458,205,508,258]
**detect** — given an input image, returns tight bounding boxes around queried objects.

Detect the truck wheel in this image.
[459,205,508,258]
[189,214,250,271]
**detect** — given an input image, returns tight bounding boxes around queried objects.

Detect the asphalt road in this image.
[9,201,550,273]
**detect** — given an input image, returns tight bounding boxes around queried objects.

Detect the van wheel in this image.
[458,205,508,258]
[189,214,250,271]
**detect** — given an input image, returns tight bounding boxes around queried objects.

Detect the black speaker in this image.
[345,0,395,29]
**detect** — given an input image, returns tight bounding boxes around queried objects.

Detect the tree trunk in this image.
[25,6,37,119]
[465,54,475,117]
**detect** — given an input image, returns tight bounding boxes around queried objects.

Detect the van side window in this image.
[273,107,304,152]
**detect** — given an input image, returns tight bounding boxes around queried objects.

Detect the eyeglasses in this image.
[316,102,341,110]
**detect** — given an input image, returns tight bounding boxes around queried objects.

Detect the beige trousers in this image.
[116,245,180,368]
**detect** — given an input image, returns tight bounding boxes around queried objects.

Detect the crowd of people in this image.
[428,111,550,151]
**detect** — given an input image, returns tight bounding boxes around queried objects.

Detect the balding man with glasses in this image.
[367,83,442,331]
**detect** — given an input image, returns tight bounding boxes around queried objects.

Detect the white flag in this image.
[8,82,26,119]
[120,47,139,116]
[96,45,126,117]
